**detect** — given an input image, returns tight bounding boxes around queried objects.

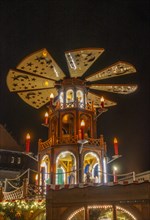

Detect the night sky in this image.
[0,0,150,174]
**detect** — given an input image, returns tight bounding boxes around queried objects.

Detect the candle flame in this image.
[42,50,47,57]
[45,112,49,117]
[81,120,85,127]
[114,137,118,144]
[26,133,30,140]
[35,174,38,181]
[50,93,54,99]
[100,96,104,102]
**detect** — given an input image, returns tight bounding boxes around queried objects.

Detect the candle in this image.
[26,133,30,153]
[114,137,118,155]
[113,166,118,183]
[50,93,54,106]
[45,112,49,124]
[35,174,38,185]
[80,120,85,139]
[100,96,104,108]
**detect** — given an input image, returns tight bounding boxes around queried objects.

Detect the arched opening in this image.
[67,205,137,220]
[56,151,76,184]
[40,155,50,185]
[60,91,64,103]
[66,89,74,104]
[76,90,84,108]
[84,152,101,183]
[62,113,74,138]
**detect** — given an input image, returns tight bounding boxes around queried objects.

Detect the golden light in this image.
[26,133,30,140]
[100,96,104,102]
[114,137,118,144]
[50,93,54,99]
[42,50,47,57]
[44,112,49,124]
[35,174,38,181]
[100,96,105,108]
[113,166,117,171]
[80,119,85,127]
[45,112,49,117]
[44,81,49,87]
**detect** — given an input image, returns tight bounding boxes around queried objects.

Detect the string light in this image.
[67,205,137,220]
[67,207,85,220]
[0,199,46,217]
[117,206,137,220]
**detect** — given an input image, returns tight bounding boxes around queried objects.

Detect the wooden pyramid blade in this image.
[7,69,55,92]
[85,61,136,82]
[17,48,65,81]
[18,88,58,109]
[65,48,104,78]
[87,92,117,108]
[89,84,138,94]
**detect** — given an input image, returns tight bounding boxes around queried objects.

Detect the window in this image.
[17,157,21,164]
[66,89,74,103]
[60,92,64,103]
[76,90,83,103]
[11,156,15,163]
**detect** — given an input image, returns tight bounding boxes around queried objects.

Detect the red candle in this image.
[26,133,30,153]
[45,112,49,124]
[80,120,85,139]
[50,93,54,106]
[100,96,104,108]
[114,137,118,155]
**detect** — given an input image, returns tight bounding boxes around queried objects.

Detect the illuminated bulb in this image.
[80,120,85,127]
[114,137,118,144]
[43,50,47,57]
[50,93,54,106]
[113,166,117,171]
[44,112,49,125]
[50,93,54,99]
[26,133,30,140]
[80,119,85,139]
[114,137,119,155]
[35,174,38,181]
[26,133,30,153]
[45,112,49,117]
[100,96,104,108]
[44,81,49,87]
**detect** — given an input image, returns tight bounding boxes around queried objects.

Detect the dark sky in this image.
[0,0,150,174]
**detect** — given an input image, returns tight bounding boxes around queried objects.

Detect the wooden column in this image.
[113,205,117,220]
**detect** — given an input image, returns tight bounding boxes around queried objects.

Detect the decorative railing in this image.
[56,100,95,112]
[86,138,101,147]
[38,138,53,151]
[38,135,102,151]
[3,186,23,200]
[56,135,78,145]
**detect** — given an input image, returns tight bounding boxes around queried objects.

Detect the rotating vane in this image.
[6,48,138,109]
